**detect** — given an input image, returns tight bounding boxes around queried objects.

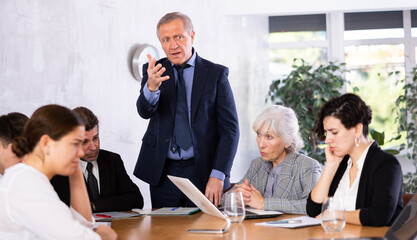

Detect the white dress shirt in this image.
[0,163,100,240]
[80,160,101,193]
[334,141,374,211]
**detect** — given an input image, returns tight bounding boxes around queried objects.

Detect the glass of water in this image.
[321,196,345,232]
[223,191,245,223]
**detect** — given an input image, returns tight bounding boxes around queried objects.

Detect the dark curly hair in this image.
[313,93,372,141]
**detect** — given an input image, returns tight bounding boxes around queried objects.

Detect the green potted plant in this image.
[395,67,417,193]
[368,129,400,155]
[267,59,348,163]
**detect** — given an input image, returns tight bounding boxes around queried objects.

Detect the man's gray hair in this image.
[157,12,194,39]
[253,105,304,154]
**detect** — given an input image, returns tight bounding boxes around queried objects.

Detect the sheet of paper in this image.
[147,207,200,215]
[246,207,282,215]
[132,208,152,215]
[255,216,321,228]
[93,220,112,229]
[94,211,141,220]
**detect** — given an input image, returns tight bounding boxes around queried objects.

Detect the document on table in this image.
[93,211,141,220]
[245,207,283,215]
[93,219,112,229]
[147,207,200,215]
[255,216,321,228]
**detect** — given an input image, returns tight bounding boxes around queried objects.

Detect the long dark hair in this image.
[12,105,84,158]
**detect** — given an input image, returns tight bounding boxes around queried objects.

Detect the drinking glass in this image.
[227,223,246,240]
[223,191,245,223]
[321,196,346,232]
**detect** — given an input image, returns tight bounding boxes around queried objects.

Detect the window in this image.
[269,48,327,80]
[412,10,417,62]
[268,10,417,149]
[344,11,408,148]
[345,44,405,147]
[269,14,327,80]
[412,10,417,37]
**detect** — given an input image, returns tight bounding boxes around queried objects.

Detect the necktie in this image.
[86,162,99,202]
[171,64,192,153]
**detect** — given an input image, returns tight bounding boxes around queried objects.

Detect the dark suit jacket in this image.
[134,52,239,190]
[307,142,403,226]
[51,149,143,212]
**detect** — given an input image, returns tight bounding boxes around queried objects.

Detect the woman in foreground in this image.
[0,105,117,239]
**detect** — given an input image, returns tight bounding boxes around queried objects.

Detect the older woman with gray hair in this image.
[224,105,322,214]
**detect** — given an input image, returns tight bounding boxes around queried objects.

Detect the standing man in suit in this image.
[0,112,28,177]
[51,107,143,212]
[134,12,239,208]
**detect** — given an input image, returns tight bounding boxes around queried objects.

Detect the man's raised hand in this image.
[146,54,170,92]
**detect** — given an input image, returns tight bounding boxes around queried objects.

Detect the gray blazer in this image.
[227,153,321,214]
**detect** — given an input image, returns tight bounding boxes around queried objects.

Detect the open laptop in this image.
[310,191,417,240]
[168,175,282,220]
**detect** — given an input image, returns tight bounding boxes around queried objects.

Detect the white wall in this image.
[0,0,269,208]
[2,0,416,208]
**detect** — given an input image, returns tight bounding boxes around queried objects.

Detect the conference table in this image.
[112,212,388,240]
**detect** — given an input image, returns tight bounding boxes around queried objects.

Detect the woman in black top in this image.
[307,93,403,226]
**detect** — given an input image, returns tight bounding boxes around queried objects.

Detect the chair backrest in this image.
[224,183,236,193]
[403,193,413,206]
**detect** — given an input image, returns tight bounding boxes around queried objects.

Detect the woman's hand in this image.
[235,179,251,203]
[310,145,344,204]
[245,184,264,210]
[235,180,264,210]
[95,225,117,240]
[324,145,344,168]
[69,165,92,221]
[235,179,251,191]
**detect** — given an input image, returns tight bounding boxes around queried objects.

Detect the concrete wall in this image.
[0,0,269,208]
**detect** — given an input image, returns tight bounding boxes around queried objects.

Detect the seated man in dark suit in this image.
[51,106,143,212]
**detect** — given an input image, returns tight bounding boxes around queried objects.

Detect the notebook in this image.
[93,211,141,220]
[310,191,417,240]
[167,175,282,220]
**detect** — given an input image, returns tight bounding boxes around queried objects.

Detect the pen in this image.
[265,220,302,224]
[96,214,111,218]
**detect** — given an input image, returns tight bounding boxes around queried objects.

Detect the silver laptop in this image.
[168,175,282,220]
[167,175,227,220]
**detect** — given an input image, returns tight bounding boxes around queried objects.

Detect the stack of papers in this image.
[255,216,321,228]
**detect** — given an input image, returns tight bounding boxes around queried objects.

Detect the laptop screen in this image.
[167,175,227,220]
[384,192,417,240]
